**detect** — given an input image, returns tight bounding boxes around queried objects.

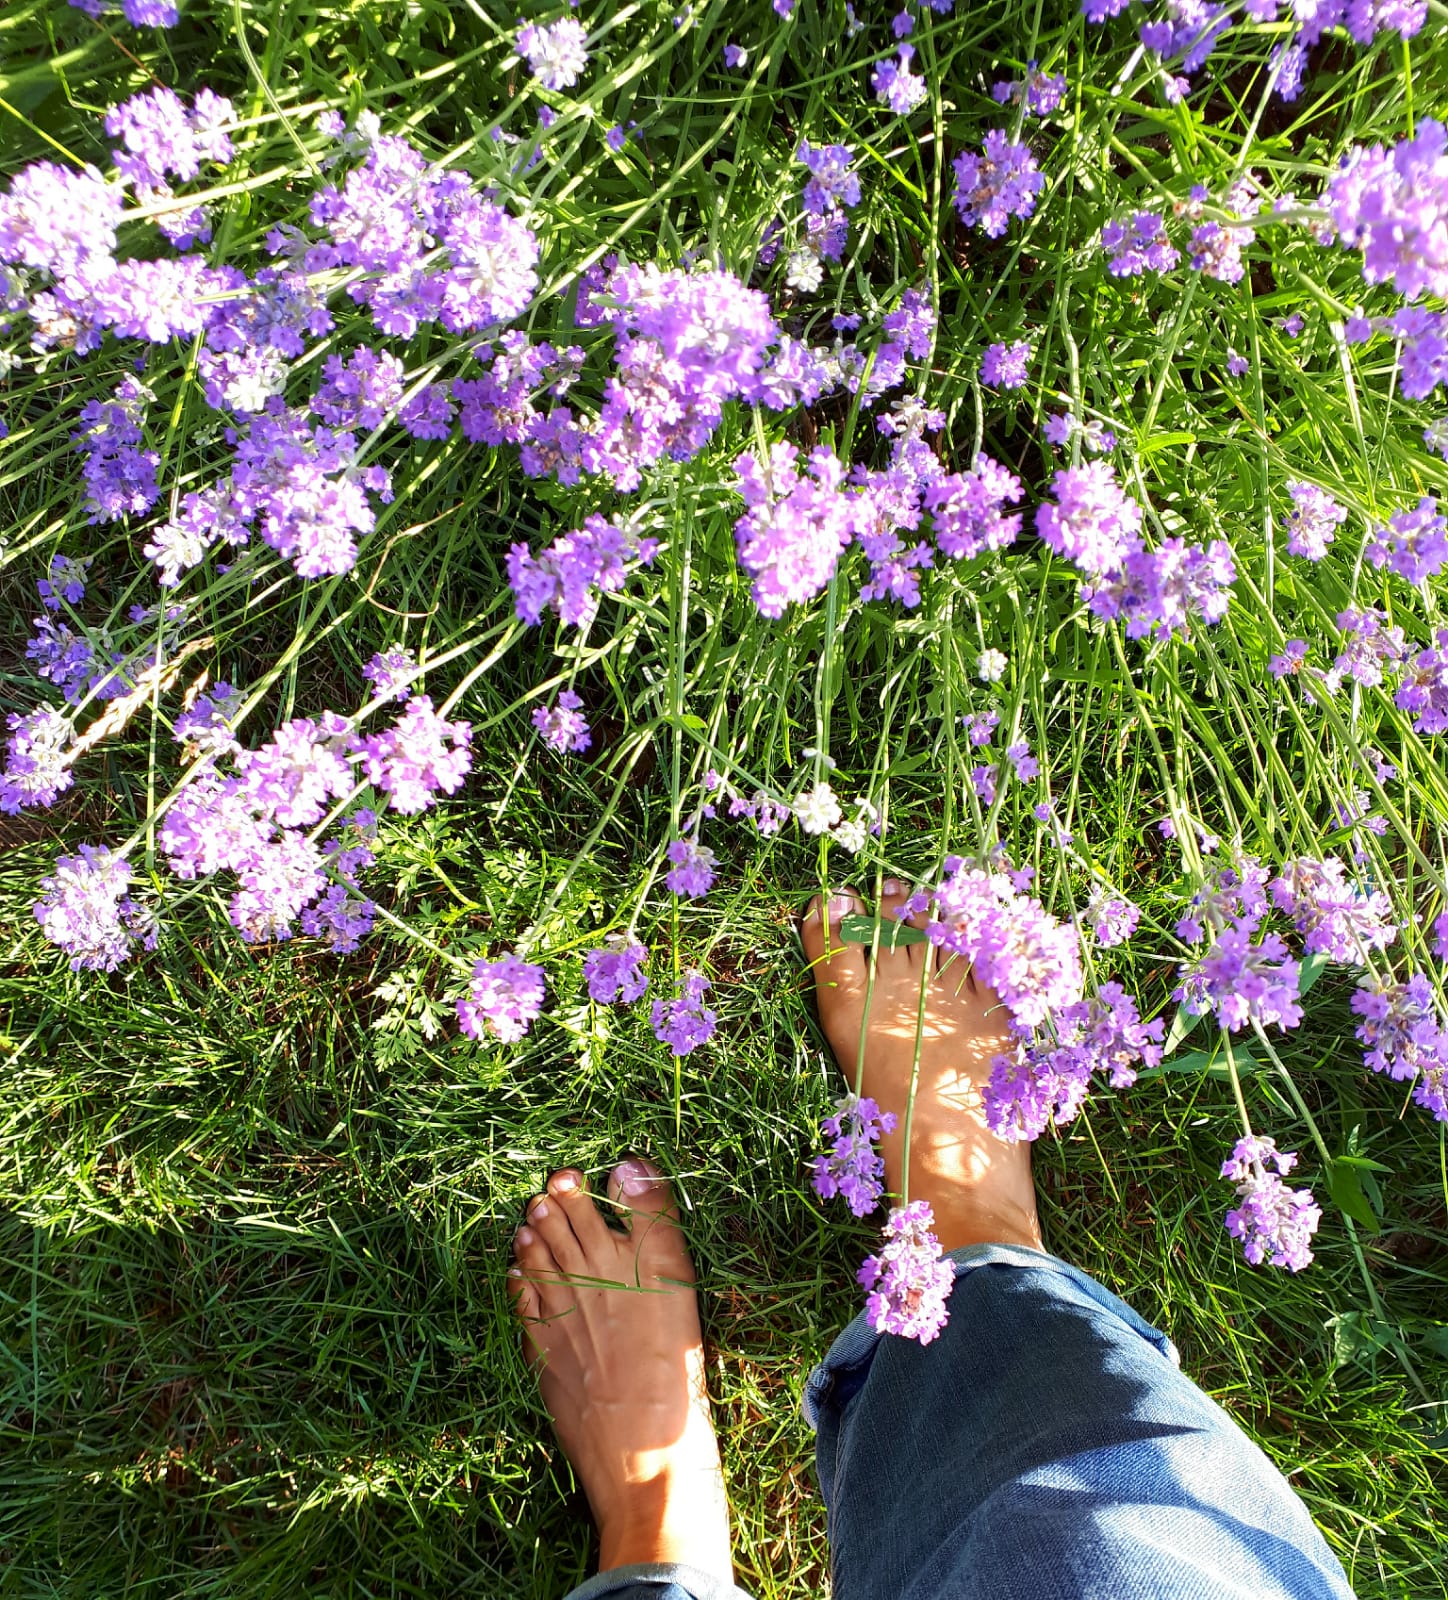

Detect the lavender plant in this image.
[2,1,1447,1582]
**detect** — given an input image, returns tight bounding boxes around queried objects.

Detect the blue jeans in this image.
[562,1244,1355,1600]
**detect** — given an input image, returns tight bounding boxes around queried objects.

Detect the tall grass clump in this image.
[0,0,1444,1593]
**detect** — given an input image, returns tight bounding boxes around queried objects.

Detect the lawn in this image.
[1,0,1446,1595]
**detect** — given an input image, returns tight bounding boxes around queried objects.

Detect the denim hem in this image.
[802,1241,1180,1431]
[560,1560,756,1600]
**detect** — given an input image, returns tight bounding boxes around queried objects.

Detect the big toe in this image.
[607,1158,694,1281]
[802,890,868,1014]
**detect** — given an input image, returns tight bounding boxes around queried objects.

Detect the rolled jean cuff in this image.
[560,1562,757,1600]
[802,1240,1178,1431]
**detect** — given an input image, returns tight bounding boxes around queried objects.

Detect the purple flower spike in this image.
[531,689,591,753]
[980,339,1031,389]
[951,132,1044,236]
[665,837,717,898]
[858,1201,955,1343]
[358,696,472,814]
[1351,974,1448,1120]
[1220,1135,1320,1271]
[812,1094,898,1217]
[651,971,717,1055]
[1367,495,1448,585]
[458,953,546,1043]
[583,937,649,1004]
[34,843,158,972]
[1174,928,1302,1033]
[1284,480,1347,560]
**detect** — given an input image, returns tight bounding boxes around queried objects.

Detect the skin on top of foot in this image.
[508,1158,734,1579]
[509,883,1041,1579]
[799,880,1043,1253]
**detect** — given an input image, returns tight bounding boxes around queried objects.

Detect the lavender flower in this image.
[1331,607,1407,691]
[651,971,717,1055]
[1284,481,1347,559]
[457,953,547,1043]
[358,696,473,813]
[927,859,1084,1029]
[1,707,73,814]
[984,983,1163,1141]
[980,340,1031,389]
[105,86,233,180]
[532,689,591,753]
[516,17,590,90]
[923,455,1023,561]
[362,646,421,702]
[1269,640,1309,679]
[0,160,123,280]
[1083,538,1236,640]
[977,649,1008,681]
[1175,928,1302,1033]
[1325,119,1448,301]
[1086,887,1141,947]
[858,1201,954,1343]
[812,1094,897,1217]
[952,132,1044,236]
[38,555,90,612]
[34,844,157,972]
[1101,211,1180,275]
[992,63,1068,116]
[1269,857,1396,964]
[1396,629,1448,733]
[508,514,660,627]
[796,141,861,213]
[1350,974,1448,1120]
[871,45,928,115]
[1367,496,1448,585]
[665,838,716,898]
[583,937,649,1003]
[1221,1136,1321,1271]
[298,884,376,953]
[74,377,160,524]
[733,444,854,616]
[1035,461,1143,575]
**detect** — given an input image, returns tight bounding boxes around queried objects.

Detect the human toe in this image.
[525,1190,587,1275]
[607,1159,694,1274]
[546,1168,615,1258]
[802,889,869,993]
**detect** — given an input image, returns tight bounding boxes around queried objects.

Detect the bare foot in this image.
[801,882,1044,1254]
[508,1159,734,1581]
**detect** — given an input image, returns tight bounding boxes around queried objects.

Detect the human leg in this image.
[801,886,1356,1600]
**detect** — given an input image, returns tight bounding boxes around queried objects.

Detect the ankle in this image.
[596,1475,734,1580]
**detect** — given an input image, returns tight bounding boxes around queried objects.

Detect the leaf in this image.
[1137,1047,1261,1080]
[1327,1158,1381,1231]
[1325,1311,1395,1371]
[1419,1326,1448,1361]
[1298,950,1332,997]
[838,913,927,947]
[1161,1004,1204,1056]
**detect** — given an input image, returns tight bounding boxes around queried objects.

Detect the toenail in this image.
[517,1226,535,1246]
[827,893,857,922]
[882,877,906,895]
[615,1158,657,1196]
[508,1266,522,1278]
[551,1172,580,1193]
[531,1200,549,1220]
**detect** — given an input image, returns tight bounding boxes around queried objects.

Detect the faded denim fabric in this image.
[562,1244,1355,1600]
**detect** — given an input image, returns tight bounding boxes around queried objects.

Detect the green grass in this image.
[2,0,1448,1594]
